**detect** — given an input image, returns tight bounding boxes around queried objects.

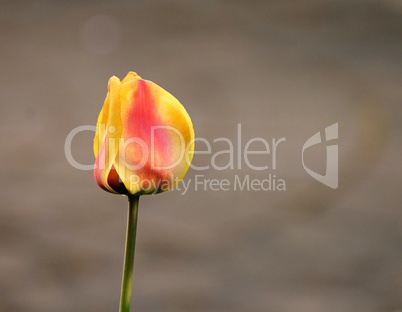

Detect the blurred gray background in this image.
[1,1,401,311]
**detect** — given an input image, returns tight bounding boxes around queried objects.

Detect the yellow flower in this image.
[93,72,194,195]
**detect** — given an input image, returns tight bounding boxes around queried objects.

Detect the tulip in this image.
[93,71,194,196]
[93,71,194,312]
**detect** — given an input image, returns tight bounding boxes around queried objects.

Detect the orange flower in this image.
[93,72,194,195]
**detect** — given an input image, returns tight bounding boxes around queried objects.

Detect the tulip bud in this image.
[93,72,194,195]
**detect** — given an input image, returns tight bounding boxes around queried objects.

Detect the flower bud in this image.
[93,72,194,195]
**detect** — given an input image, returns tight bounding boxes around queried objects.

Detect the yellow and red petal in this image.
[94,71,194,196]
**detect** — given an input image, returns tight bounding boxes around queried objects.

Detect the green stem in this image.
[119,195,140,312]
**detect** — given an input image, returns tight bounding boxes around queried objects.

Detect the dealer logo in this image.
[302,123,338,189]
